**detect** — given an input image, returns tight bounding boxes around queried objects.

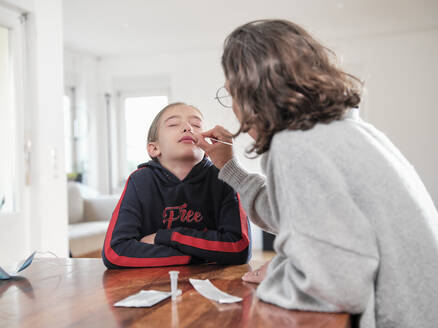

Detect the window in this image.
[124,96,168,174]
[64,87,88,182]
[63,94,73,173]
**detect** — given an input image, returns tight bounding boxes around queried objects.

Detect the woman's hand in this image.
[140,233,156,244]
[194,126,234,169]
[242,260,271,284]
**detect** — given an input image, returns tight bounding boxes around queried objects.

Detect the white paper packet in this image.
[0,251,36,280]
[114,290,172,307]
[189,278,242,304]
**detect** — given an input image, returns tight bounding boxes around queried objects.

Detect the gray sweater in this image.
[218,110,438,328]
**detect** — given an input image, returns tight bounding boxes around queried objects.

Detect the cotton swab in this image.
[207,137,233,146]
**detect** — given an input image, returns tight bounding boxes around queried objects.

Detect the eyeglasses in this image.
[214,86,233,108]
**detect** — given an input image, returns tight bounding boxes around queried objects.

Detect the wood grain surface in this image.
[0,258,350,328]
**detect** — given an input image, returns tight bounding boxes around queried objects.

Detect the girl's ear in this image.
[147,142,160,159]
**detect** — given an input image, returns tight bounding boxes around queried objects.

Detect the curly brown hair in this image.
[221,19,362,155]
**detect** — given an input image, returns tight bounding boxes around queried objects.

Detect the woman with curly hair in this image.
[195,19,438,328]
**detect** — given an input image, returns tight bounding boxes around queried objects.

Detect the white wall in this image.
[0,0,68,263]
[28,0,68,256]
[0,0,33,12]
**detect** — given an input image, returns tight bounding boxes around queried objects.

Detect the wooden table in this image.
[0,258,350,328]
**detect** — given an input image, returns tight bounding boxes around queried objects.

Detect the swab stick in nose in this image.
[207,137,233,146]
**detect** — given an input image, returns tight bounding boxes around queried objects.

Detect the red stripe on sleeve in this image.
[237,193,250,243]
[103,170,191,267]
[170,193,250,252]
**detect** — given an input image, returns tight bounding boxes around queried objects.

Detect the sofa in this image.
[67,182,119,257]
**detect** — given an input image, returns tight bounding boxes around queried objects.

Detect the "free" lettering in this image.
[162,203,203,229]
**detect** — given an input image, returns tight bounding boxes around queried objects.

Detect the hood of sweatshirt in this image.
[137,158,215,186]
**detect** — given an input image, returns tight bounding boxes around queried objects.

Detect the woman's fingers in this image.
[193,132,213,152]
[242,270,263,284]
[242,260,271,284]
[193,127,234,169]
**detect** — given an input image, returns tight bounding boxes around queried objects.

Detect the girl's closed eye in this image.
[190,120,202,128]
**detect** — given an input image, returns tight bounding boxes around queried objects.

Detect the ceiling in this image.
[63,0,438,57]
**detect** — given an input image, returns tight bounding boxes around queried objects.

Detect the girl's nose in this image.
[183,123,193,133]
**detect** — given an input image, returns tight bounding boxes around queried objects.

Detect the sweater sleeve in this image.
[256,139,379,313]
[218,157,278,234]
[154,188,251,265]
[102,172,191,269]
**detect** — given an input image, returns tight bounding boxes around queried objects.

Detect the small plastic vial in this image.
[169,271,180,300]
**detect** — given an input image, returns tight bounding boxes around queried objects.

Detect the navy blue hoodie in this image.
[102,158,251,268]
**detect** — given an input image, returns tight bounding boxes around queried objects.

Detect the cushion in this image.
[67,182,84,224]
[68,221,110,257]
[69,221,109,240]
[83,195,119,222]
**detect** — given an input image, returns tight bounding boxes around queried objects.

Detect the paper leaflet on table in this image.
[114,289,182,307]
[189,278,242,303]
[114,270,182,307]
[0,251,36,280]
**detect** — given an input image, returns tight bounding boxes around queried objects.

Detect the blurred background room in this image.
[1,0,437,264]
